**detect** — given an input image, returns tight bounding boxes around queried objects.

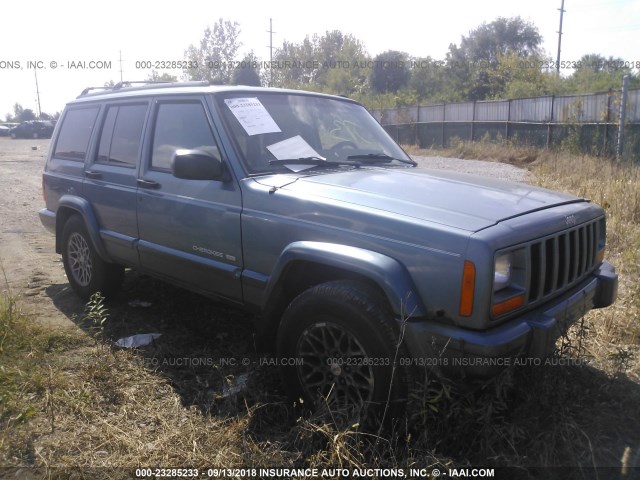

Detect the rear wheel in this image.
[61,215,124,299]
[277,280,410,426]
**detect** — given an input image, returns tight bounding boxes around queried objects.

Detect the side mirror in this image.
[171,149,224,180]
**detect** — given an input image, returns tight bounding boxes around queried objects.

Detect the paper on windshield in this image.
[224,97,281,136]
[266,135,325,172]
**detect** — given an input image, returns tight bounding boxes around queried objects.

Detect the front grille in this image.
[526,219,601,305]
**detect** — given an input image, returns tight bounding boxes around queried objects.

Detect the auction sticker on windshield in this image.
[266,135,324,172]
[224,97,281,136]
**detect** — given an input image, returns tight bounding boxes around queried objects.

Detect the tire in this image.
[277,280,410,426]
[61,215,124,299]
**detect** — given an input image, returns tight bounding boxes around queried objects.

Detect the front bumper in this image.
[402,261,618,378]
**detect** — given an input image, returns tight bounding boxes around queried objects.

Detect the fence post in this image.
[616,75,630,160]
[505,100,511,141]
[547,96,555,149]
[471,101,476,142]
[441,103,446,148]
[604,89,612,155]
[416,105,420,147]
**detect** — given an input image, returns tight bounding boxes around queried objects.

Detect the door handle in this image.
[137,178,161,189]
[85,170,102,180]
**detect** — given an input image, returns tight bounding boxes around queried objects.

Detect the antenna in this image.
[556,0,566,74]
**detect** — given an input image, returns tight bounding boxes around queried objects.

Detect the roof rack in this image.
[78,80,211,98]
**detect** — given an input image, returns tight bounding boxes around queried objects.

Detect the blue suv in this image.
[39,82,618,422]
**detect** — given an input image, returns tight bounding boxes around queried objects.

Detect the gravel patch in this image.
[411,155,531,184]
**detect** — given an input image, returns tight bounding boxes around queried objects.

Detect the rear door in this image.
[136,96,243,301]
[82,101,149,267]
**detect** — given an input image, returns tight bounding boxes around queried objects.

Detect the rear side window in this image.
[96,104,147,167]
[151,102,220,170]
[53,107,100,161]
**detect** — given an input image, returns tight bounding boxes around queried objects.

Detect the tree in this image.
[370,50,410,93]
[147,71,178,83]
[271,31,370,94]
[459,16,541,65]
[408,56,451,102]
[232,52,261,86]
[446,16,543,100]
[565,54,640,93]
[12,104,36,122]
[21,109,36,121]
[487,51,566,99]
[184,19,242,84]
[13,103,24,121]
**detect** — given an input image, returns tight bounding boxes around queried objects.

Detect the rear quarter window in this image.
[96,103,147,167]
[53,107,100,161]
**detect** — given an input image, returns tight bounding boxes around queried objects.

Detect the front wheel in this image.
[61,215,124,299]
[277,280,410,426]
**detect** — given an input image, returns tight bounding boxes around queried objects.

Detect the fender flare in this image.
[263,241,426,317]
[56,195,112,262]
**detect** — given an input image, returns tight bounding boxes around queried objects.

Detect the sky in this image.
[1,0,638,119]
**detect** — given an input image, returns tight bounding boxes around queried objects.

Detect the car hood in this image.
[267,167,584,232]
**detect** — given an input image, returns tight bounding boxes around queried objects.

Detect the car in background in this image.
[9,120,55,139]
[0,122,19,137]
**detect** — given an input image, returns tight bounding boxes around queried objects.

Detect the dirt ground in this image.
[0,137,71,322]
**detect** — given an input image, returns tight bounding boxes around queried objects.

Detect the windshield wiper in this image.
[346,153,417,166]
[269,157,360,168]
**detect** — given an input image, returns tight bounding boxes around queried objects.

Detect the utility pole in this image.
[119,50,124,82]
[34,68,42,118]
[266,18,275,86]
[556,0,565,74]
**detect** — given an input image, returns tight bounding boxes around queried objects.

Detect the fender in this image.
[263,241,426,317]
[56,195,112,262]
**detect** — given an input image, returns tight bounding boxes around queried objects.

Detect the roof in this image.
[69,81,357,106]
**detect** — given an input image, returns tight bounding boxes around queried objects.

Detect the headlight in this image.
[493,253,512,292]
[492,248,527,317]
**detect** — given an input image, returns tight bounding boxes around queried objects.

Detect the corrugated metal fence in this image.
[372,88,640,159]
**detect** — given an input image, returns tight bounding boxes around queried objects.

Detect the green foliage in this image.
[444,16,543,100]
[565,54,640,93]
[492,51,566,99]
[370,50,411,94]
[106,15,630,111]
[9,103,36,122]
[232,52,261,86]
[271,30,370,96]
[147,70,178,83]
[408,57,450,102]
[81,292,109,343]
[184,18,242,84]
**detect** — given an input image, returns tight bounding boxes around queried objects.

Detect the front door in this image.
[136,97,243,301]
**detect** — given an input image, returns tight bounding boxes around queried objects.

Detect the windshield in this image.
[215,92,413,174]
